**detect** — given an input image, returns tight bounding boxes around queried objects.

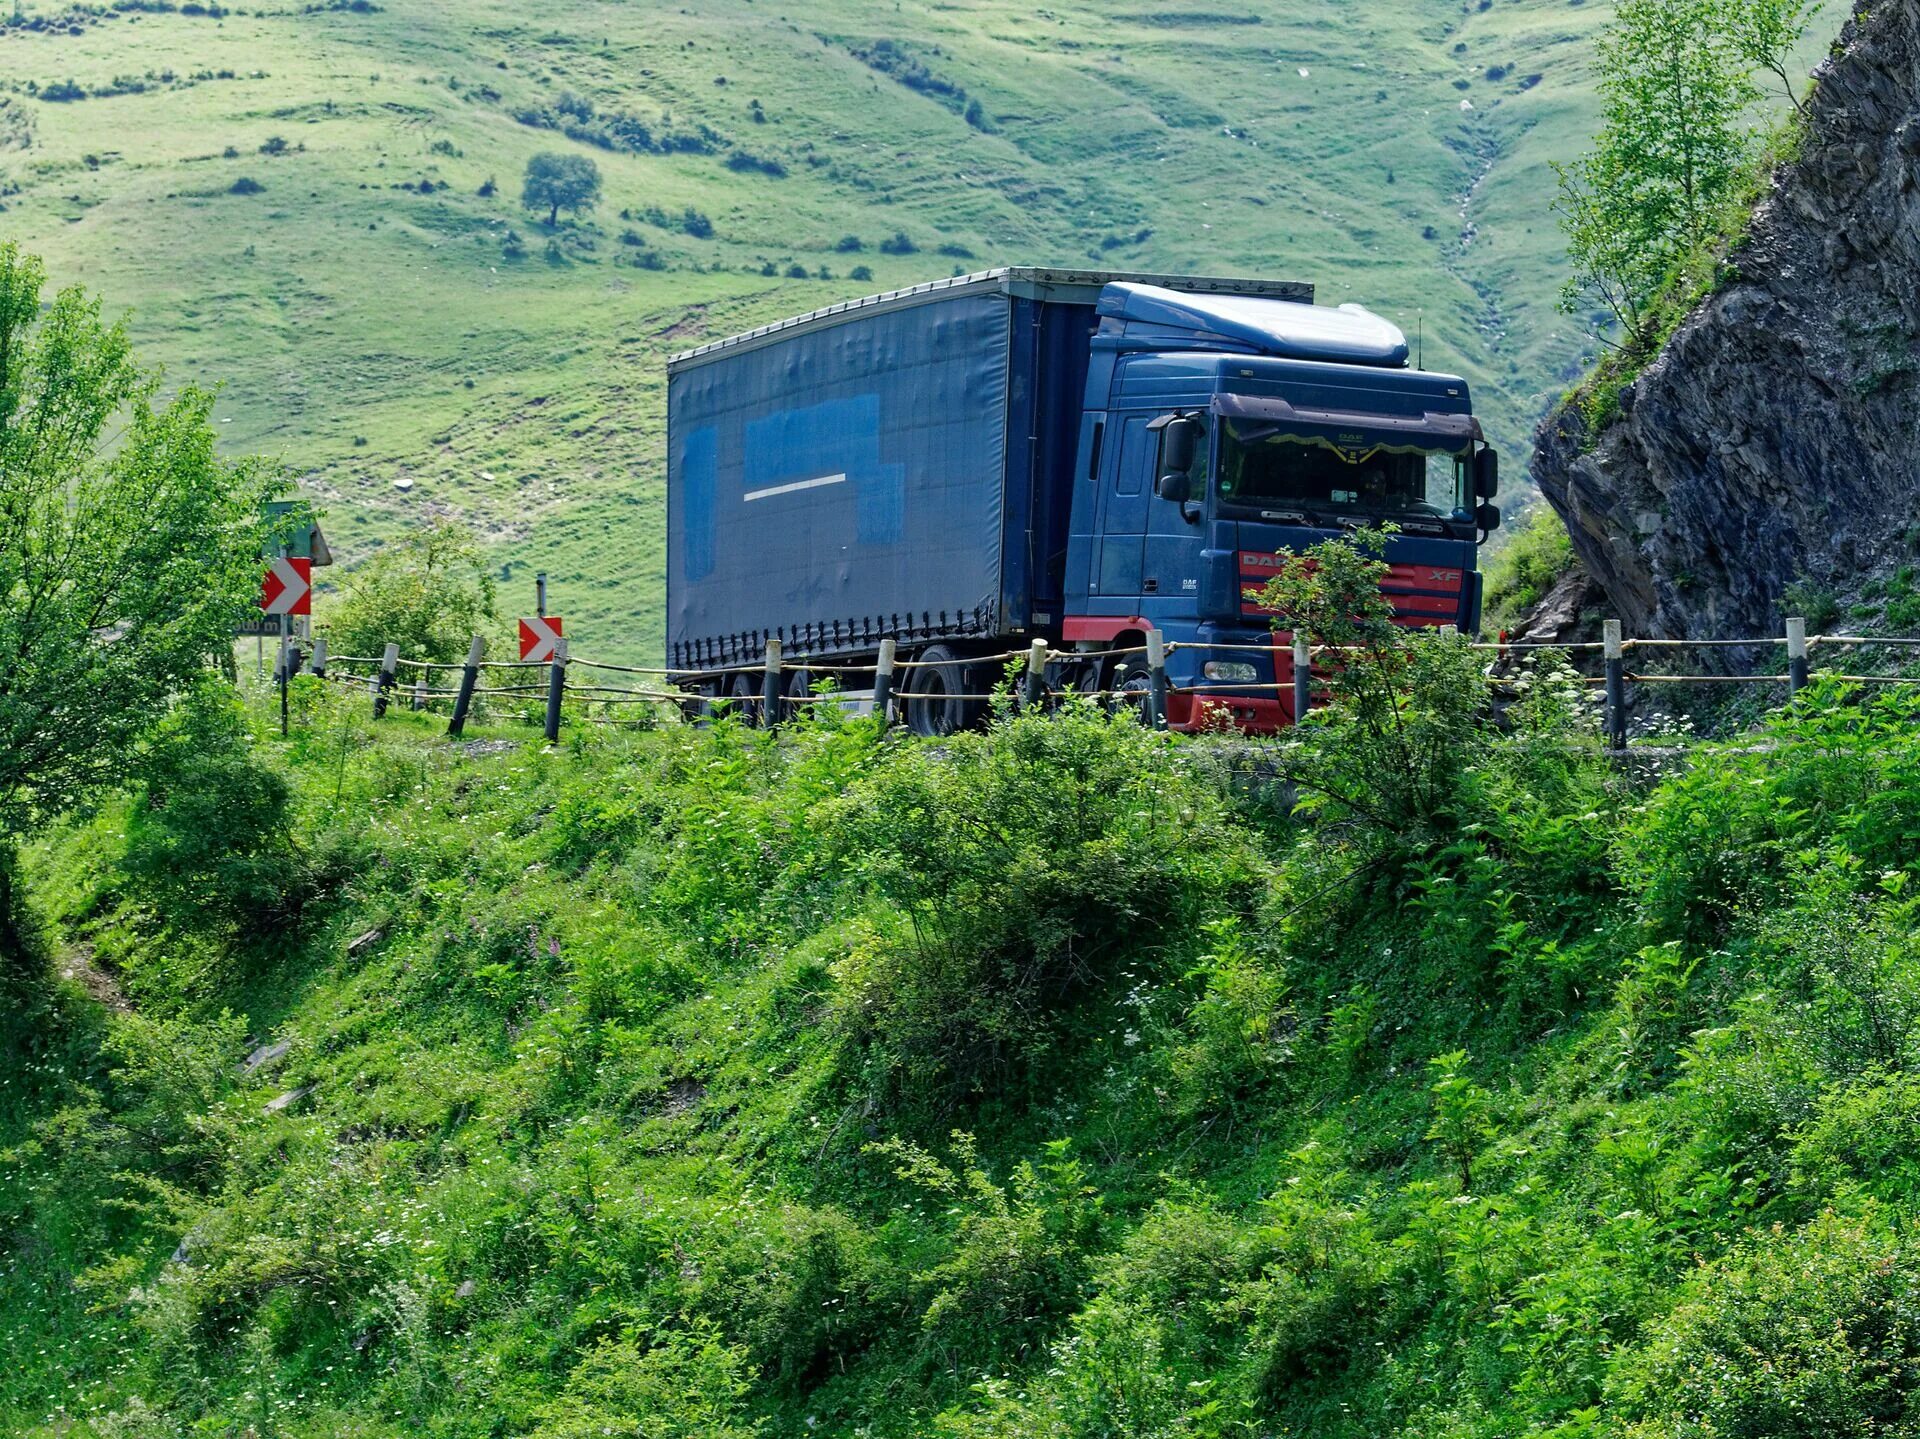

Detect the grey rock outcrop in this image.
[1533,0,1920,640]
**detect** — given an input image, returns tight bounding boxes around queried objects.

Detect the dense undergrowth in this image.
[8,659,1920,1437]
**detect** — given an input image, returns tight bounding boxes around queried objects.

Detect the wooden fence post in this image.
[1604,620,1626,752]
[761,638,782,729]
[1146,629,1170,731]
[372,643,400,719]
[411,673,428,712]
[1786,616,1809,696]
[447,634,485,738]
[1292,633,1311,727]
[1023,638,1048,711]
[873,638,897,727]
[544,637,568,744]
[311,636,328,680]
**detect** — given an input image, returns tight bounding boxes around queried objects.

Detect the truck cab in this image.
[1058,283,1500,730]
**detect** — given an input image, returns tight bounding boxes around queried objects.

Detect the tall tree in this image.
[522,151,602,227]
[1554,0,1762,335]
[0,243,278,958]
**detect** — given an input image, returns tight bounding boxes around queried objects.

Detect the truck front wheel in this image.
[906,644,979,737]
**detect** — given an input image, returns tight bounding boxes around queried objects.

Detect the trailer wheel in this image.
[906,644,976,737]
[783,667,815,725]
[726,671,761,727]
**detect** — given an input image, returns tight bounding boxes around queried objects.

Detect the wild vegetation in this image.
[10,508,1920,1433]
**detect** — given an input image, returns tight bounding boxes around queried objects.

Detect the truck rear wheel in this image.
[906,644,978,737]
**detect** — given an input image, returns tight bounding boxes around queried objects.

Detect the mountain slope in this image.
[0,0,1610,655]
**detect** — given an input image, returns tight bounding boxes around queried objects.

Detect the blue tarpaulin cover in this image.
[668,292,1012,665]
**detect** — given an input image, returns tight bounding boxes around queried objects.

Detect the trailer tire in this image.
[726,671,761,727]
[783,667,814,724]
[906,644,977,737]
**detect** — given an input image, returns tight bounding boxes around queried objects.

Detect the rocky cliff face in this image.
[1533,0,1920,640]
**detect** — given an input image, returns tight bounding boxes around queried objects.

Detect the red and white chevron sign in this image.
[260,555,312,616]
[519,614,564,662]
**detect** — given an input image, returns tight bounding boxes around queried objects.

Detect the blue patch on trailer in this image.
[680,425,717,581]
[742,395,905,546]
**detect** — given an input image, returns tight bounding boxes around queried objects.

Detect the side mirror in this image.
[1153,414,1201,480]
[1475,502,1502,534]
[1156,471,1192,504]
[1474,447,1499,500]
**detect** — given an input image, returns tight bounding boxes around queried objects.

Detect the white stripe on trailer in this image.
[743,472,848,503]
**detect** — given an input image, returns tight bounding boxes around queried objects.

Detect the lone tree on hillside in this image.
[522,151,601,226]
[0,242,280,965]
[1554,0,1819,337]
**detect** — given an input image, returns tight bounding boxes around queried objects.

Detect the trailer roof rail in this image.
[666,267,1316,372]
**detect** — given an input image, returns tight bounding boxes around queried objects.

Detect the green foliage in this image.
[1482,505,1578,633]
[1555,0,1767,334]
[1255,529,1498,852]
[821,702,1259,1113]
[122,678,305,934]
[522,149,602,225]
[531,1320,763,1439]
[0,243,279,845]
[318,515,497,664]
[14,644,1920,1438]
[1609,1211,1920,1437]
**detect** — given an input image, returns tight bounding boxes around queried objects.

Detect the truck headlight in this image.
[1202,661,1259,683]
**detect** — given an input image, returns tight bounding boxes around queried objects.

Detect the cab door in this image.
[1093,414,1154,596]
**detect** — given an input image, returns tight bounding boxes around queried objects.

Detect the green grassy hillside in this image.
[0,0,1620,657]
[12,670,1920,1436]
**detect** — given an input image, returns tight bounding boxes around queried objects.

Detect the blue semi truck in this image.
[665,267,1501,735]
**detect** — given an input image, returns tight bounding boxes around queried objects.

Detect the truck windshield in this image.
[1217,419,1472,524]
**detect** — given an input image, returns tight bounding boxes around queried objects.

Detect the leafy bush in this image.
[121,680,304,934]
[1609,1211,1920,1437]
[820,703,1260,1111]
[530,1321,762,1439]
[318,516,498,664]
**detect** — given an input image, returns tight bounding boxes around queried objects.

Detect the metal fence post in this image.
[311,636,328,680]
[761,638,782,728]
[1146,629,1170,731]
[448,634,485,738]
[544,637,568,744]
[372,643,400,719]
[873,638,897,727]
[1604,619,1626,752]
[1292,633,1311,726]
[1023,638,1048,711]
[1786,616,1809,696]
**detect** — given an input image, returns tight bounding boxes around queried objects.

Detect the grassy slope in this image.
[0,0,1614,658]
[9,677,1920,1437]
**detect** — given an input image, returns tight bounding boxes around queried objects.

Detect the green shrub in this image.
[318,516,497,664]
[530,1319,763,1438]
[1609,1211,1920,1437]
[872,1132,1105,1371]
[821,703,1260,1110]
[122,679,304,935]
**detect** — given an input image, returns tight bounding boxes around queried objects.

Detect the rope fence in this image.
[265,616,1920,750]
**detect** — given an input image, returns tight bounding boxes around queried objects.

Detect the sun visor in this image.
[1213,392,1482,457]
